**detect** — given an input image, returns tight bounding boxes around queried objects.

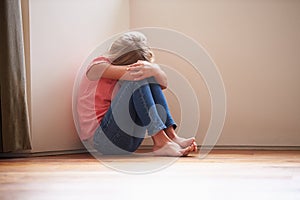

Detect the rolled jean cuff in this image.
[147,124,167,136]
[166,123,177,131]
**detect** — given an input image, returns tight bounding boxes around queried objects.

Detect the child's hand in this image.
[127,60,159,81]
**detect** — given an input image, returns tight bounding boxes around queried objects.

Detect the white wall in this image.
[29,0,130,152]
[130,0,300,146]
[28,0,300,152]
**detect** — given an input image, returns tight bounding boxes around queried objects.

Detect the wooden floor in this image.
[0,150,300,200]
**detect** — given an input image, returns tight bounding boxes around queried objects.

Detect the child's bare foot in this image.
[151,130,193,157]
[165,126,198,152]
[152,141,192,157]
[172,136,194,147]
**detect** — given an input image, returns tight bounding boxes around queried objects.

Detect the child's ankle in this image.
[152,131,171,146]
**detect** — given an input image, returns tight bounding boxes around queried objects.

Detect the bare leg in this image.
[165,126,198,152]
[151,130,193,156]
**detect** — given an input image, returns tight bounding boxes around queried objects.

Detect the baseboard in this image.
[210,145,300,150]
[0,149,87,159]
[138,145,300,151]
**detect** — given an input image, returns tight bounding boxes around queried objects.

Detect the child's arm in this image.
[128,61,168,89]
[86,62,133,81]
[86,60,168,89]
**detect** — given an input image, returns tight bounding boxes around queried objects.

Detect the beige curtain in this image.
[0,0,31,152]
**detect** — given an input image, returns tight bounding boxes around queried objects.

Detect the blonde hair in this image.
[106,31,154,65]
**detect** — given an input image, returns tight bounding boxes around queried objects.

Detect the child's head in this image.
[108,31,154,65]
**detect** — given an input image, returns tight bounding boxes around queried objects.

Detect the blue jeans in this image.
[93,77,176,155]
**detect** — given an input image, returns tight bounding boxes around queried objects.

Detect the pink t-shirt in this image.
[76,56,120,141]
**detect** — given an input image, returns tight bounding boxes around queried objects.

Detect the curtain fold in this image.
[0,0,32,152]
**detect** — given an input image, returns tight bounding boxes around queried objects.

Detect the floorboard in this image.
[0,150,299,200]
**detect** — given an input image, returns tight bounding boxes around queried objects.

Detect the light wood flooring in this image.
[0,150,300,200]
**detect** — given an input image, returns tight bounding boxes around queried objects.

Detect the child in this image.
[77,31,197,156]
